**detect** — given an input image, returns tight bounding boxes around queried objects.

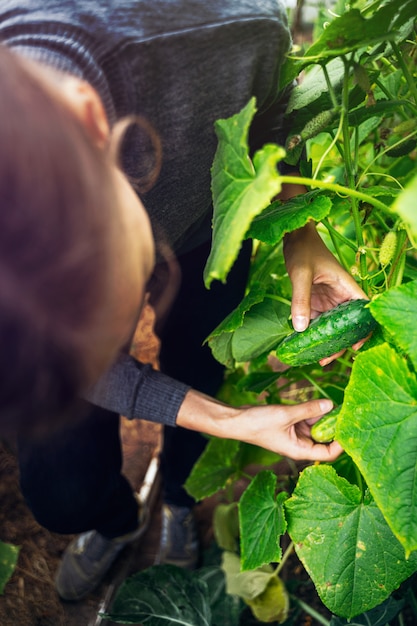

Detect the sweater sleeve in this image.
[83,352,190,426]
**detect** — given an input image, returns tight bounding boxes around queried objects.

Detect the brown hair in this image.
[0,45,118,434]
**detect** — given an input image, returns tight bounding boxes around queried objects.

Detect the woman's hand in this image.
[177,389,343,462]
[284,221,368,364]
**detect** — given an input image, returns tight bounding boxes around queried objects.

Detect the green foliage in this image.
[102,563,241,626]
[0,540,19,594]
[204,98,285,288]
[238,471,287,571]
[285,465,417,618]
[194,0,417,622]
[222,552,289,624]
[107,1,417,623]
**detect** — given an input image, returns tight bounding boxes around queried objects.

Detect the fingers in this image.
[288,265,313,331]
[319,349,345,366]
[285,398,334,425]
[301,440,344,462]
[281,399,344,462]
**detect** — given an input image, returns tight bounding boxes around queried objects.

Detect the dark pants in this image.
[17,239,251,538]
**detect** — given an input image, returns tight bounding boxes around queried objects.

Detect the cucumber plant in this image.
[105,1,417,624]
[188,0,417,623]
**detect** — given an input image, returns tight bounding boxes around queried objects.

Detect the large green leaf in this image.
[285,465,417,618]
[102,564,211,625]
[370,280,417,368]
[248,191,332,245]
[0,541,19,594]
[185,438,241,501]
[239,471,286,571]
[336,343,417,554]
[231,298,290,362]
[204,98,285,288]
[207,285,266,368]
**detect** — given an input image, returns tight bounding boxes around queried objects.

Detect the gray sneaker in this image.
[156,504,199,569]
[55,508,148,601]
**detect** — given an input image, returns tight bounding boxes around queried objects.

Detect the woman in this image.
[0,0,364,601]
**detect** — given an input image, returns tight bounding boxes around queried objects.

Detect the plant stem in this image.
[275,540,294,576]
[278,176,390,213]
[291,596,331,626]
[322,63,340,110]
[322,218,357,252]
[264,294,292,306]
[323,222,350,271]
[299,371,332,400]
[391,41,417,106]
[341,56,369,294]
[313,112,344,180]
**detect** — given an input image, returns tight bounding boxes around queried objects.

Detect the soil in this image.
[0,304,331,626]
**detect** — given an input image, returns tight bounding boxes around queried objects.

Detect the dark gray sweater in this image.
[0,0,292,425]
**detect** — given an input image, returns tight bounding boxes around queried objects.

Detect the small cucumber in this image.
[386,138,417,157]
[276,299,376,367]
[379,231,397,266]
[311,406,341,443]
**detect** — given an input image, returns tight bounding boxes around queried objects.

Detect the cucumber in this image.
[379,231,397,266]
[276,299,376,367]
[311,405,341,443]
[386,138,417,157]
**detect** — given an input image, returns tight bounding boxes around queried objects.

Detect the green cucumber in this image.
[276,299,376,367]
[379,231,397,266]
[311,406,341,443]
[386,138,417,157]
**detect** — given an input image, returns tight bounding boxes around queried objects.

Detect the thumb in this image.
[289,264,312,332]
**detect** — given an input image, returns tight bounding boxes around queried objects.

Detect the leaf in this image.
[370,280,417,368]
[221,552,289,623]
[0,541,19,594]
[207,285,266,368]
[248,191,332,245]
[231,298,291,362]
[279,0,415,87]
[213,503,240,553]
[102,564,211,625]
[390,174,417,239]
[285,465,417,618]
[221,551,273,600]
[196,566,242,626]
[185,438,241,501]
[216,369,262,407]
[239,471,286,571]
[237,443,282,469]
[286,58,345,114]
[336,343,417,554]
[204,98,285,288]
[245,575,289,624]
